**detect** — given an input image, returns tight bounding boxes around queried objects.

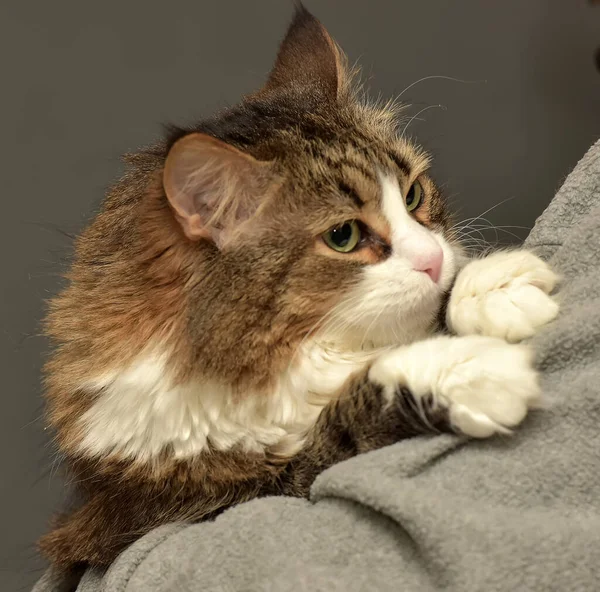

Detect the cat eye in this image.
[405,180,423,212]
[323,220,361,253]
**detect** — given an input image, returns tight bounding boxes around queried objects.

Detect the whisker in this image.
[359,299,390,350]
[459,221,526,243]
[396,75,483,100]
[459,226,489,243]
[448,197,518,233]
[464,197,517,227]
[400,104,446,138]
[466,223,531,231]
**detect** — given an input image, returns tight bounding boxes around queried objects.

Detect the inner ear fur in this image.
[163,133,274,248]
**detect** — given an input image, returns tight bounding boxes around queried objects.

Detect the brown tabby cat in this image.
[40,4,559,570]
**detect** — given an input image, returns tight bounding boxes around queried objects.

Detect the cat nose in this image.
[413,246,444,284]
[397,232,444,284]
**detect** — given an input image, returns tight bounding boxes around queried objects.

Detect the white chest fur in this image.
[76,344,373,462]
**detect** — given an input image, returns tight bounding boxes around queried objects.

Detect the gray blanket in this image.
[35,140,600,592]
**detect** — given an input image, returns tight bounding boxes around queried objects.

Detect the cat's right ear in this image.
[163,133,273,248]
[258,3,348,102]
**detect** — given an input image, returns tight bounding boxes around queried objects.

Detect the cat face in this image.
[165,134,457,357]
[47,6,461,407]
[160,8,461,369]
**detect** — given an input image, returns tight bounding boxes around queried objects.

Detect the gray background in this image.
[1,1,598,590]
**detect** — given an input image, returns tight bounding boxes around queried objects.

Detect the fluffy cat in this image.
[39,4,559,570]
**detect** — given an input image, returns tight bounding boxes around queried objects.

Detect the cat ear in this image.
[163,133,273,248]
[261,3,348,101]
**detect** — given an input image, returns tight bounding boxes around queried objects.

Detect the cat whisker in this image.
[396,75,481,101]
[456,231,494,244]
[458,226,522,245]
[448,197,518,233]
[461,223,529,242]
[458,237,490,249]
[359,299,391,350]
[459,225,490,240]
[319,302,371,346]
[456,235,493,254]
[461,197,517,228]
[463,222,531,231]
[400,104,446,139]
[457,227,493,240]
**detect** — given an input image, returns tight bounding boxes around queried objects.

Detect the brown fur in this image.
[40,4,455,571]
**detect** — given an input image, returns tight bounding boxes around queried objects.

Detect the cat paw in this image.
[447,250,559,343]
[369,336,541,438]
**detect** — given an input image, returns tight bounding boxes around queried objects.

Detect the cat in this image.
[39,3,559,571]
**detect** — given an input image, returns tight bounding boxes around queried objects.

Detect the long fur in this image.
[39,3,558,572]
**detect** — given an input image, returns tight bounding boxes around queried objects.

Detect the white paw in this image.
[447,250,559,343]
[369,336,541,438]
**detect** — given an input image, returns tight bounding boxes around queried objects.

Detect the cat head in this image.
[47,5,461,414]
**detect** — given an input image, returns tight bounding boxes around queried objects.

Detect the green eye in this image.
[323,220,361,253]
[405,180,423,212]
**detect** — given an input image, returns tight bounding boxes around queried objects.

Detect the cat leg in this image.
[278,334,539,494]
[447,250,559,342]
[369,335,540,438]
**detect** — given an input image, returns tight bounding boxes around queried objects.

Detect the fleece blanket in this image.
[34,140,600,592]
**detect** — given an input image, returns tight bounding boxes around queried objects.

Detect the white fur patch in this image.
[369,335,541,438]
[323,174,459,349]
[380,173,457,290]
[447,250,559,342]
[77,343,373,462]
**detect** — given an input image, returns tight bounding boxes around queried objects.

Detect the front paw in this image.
[447,250,559,342]
[369,336,541,438]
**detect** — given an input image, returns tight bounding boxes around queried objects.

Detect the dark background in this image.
[1,0,598,589]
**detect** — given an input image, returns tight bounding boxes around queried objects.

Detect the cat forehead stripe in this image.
[338,182,364,207]
[388,151,411,175]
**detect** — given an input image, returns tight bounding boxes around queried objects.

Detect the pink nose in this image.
[413,247,444,283]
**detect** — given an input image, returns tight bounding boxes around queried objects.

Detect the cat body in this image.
[40,5,558,569]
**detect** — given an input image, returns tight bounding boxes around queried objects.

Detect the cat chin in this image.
[323,293,442,352]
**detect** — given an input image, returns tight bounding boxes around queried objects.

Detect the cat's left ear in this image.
[259,3,348,102]
[163,133,273,248]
